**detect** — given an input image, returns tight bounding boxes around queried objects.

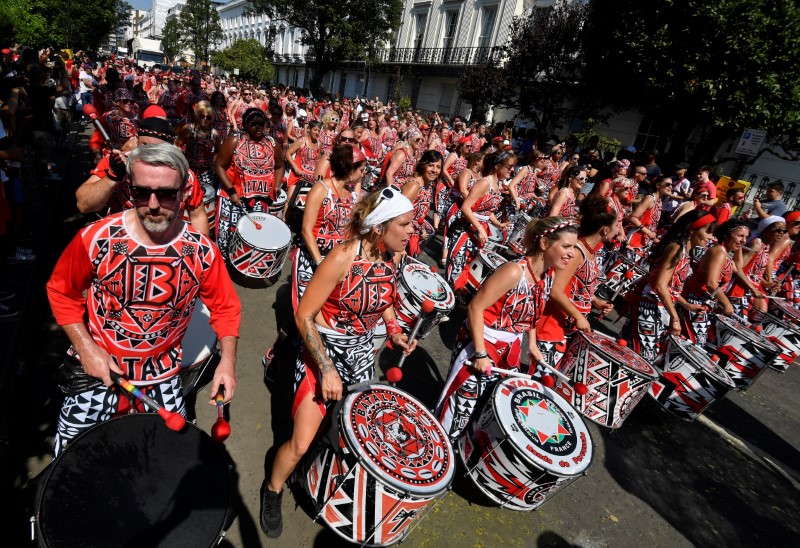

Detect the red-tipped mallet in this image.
[110,371,186,431]
[429,265,438,273]
[537,359,589,395]
[82,104,117,148]
[210,389,231,443]
[237,205,263,230]
[386,299,436,384]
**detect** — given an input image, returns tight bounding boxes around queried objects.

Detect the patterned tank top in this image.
[230,135,277,199]
[313,181,357,253]
[645,244,691,301]
[684,247,735,297]
[517,167,539,200]
[296,140,320,175]
[319,129,337,155]
[233,101,251,129]
[104,111,137,148]
[158,92,180,119]
[448,155,468,179]
[213,110,230,140]
[320,246,396,336]
[570,244,601,315]
[484,261,553,332]
[185,124,218,173]
[411,181,433,234]
[392,147,418,188]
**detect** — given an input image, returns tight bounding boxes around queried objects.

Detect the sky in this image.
[127,0,230,11]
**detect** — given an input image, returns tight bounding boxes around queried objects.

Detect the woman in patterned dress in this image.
[177,100,222,188]
[436,217,578,442]
[260,187,417,538]
[384,127,425,189]
[507,149,548,215]
[436,138,469,233]
[214,108,285,261]
[625,210,716,362]
[210,91,230,141]
[536,195,618,365]
[548,165,586,220]
[626,175,672,255]
[283,120,321,218]
[401,150,443,257]
[447,151,512,288]
[318,111,339,155]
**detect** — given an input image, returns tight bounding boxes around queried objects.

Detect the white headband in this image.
[360,190,413,234]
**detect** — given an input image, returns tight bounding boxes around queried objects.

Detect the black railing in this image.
[375,46,503,66]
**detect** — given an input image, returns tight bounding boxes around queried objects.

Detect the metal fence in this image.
[373,46,503,66]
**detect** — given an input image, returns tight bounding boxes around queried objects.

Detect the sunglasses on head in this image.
[376,186,398,205]
[130,185,182,207]
[575,176,587,182]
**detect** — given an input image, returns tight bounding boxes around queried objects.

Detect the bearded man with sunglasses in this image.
[47,144,241,456]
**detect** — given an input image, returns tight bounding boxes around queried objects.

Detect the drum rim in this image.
[234,212,292,247]
[578,331,659,379]
[182,303,218,368]
[663,335,736,387]
[398,262,455,310]
[489,377,593,477]
[340,384,455,495]
[715,314,781,352]
[476,249,508,268]
[36,413,234,547]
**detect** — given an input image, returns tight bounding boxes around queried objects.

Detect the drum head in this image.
[490,378,592,476]
[182,302,217,369]
[487,223,504,243]
[771,300,800,324]
[666,335,735,388]
[202,183,215,203]
[37,414,232,548]
[479,249,508,269]
[580,332,659,379]
[272,188,287,206]
[400,262,455,312]
[236,212,291,248]
[341,385,454,496]
[715,314,779,351]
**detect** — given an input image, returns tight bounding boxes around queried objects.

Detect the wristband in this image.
[472,351,489,360]
[385,320,402,337]
[226,188,237,197]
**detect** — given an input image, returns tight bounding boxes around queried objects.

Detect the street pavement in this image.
[3,125,799,547]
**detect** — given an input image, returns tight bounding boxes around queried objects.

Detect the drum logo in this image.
[511,388,576,455]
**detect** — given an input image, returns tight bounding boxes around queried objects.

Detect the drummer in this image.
[46,144,241,456]
[401,149,443,257]
[536,195,618,365]
[624,210,715,361]
[436,217,578,443]
[681,219,765,345]
[176,100,222,190]
[260,188,417,538]
[215,107,285,262]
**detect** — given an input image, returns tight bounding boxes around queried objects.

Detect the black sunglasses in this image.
[130,185,182,206]
[340,137,356,143]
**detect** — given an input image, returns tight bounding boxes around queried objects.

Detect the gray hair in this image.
[126,143,189,186]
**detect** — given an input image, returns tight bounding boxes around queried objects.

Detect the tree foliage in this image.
[178,0,224,68]
[247,0,403,95]
[0,0,49,46]
[161,18,183,65]
[458,0,590,134]
[584,0,800,162]
[211,39,275,83]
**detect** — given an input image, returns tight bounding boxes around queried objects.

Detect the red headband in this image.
[785,211,800,223]
[691,214,716,230]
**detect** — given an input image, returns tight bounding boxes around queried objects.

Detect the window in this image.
[414,13,428,51]
[477,5,498,49]
[634,115,670,154]
[442,10,458,52]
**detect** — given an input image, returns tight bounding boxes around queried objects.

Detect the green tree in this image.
[178,0,224,68]
[458,0,591,134]
[584,0,800,167]
[0,0,48,46]
[161,18,183,65]
[211,39,275,83]
[247,0,403,96]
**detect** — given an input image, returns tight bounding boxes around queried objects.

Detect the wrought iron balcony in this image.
[375,46,503,66]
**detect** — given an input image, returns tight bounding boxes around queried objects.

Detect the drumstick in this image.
[110,371,186,432]
[236,203,263,230]
[386,299,435,384]
[210,389,231,443]
[82,104,118,149]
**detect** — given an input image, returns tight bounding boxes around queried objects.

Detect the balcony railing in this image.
[375,46,503,66]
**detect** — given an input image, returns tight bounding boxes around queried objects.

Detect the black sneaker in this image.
[0,291,15,302]
[260,481,283,538]
[0,302,19,319]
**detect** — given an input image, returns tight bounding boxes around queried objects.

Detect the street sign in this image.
[735,128,767,156]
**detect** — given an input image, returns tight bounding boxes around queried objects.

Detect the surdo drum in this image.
[757,309,800,372]
[709,314,778,390]
[506,212,532,256]
[179,302,218,395]
[648,335,735,421]
[555,331,658,428]
[769,298,800,325]
[267,188,287,217]
[461,249,508,301]
[228,212,291,279]
[301,384,454,546]
[595,250,649,301]
[32,414,233,547]
[459,377,593,511]
[395,259,455,340]
[201,182,216,232]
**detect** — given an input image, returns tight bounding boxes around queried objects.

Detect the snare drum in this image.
[462,249,508,300]
[487,223,505,249]
[301,384,454,546]
[555,331,659,429]
[649,335,735,421]
[710,314,778,390]
[180,303,218,395]
[769,299,800,326]
[228,212,292,279]
[267,188,287,217]
[595,251,649,301]
[507,212,532,256]
[32,414,233,547]
[459,377,592,511]
[395,259,456,340]
[202,183,216,230]
[759,310,800,371]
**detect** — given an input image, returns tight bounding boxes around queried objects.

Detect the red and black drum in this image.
[179,302,219,395]
[459,377,592,511]
[555,331,658,429]
[301,384,455,546]
[595,250,649,301]
[769,298,800,326]
[228,212,292,279]
[31,414,233,547]
[461,249,508,301]
[709,314,778,390]
[758,309,800,372]
[506,212,532,256]
[395,259,455,340]
[649,335,736,421]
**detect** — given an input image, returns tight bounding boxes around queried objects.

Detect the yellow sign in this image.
[60,49,73,60]
[716,176,751,214]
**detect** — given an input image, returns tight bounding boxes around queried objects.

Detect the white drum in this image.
[507,212,532,256]
[267,188,287,217]
[710,314,778,390]
[180,303,218,395]
[459,377,593,511]
[461,249,508,301]
[202,183,216,231]
[395,259,456,340]
[228,213,292,279]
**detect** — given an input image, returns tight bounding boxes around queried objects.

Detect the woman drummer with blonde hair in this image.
[436,216,578,443]
[260,187,418,539]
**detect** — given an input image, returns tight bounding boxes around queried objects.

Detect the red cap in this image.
[142,105,167,119]
[298,96,306,104]
[1,48,10,55]
[459,136,471,145]
[492,136,503,143]
[785,211,800,223]
[352,145,367,164]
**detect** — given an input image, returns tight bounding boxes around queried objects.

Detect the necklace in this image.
[525,255,542,282]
